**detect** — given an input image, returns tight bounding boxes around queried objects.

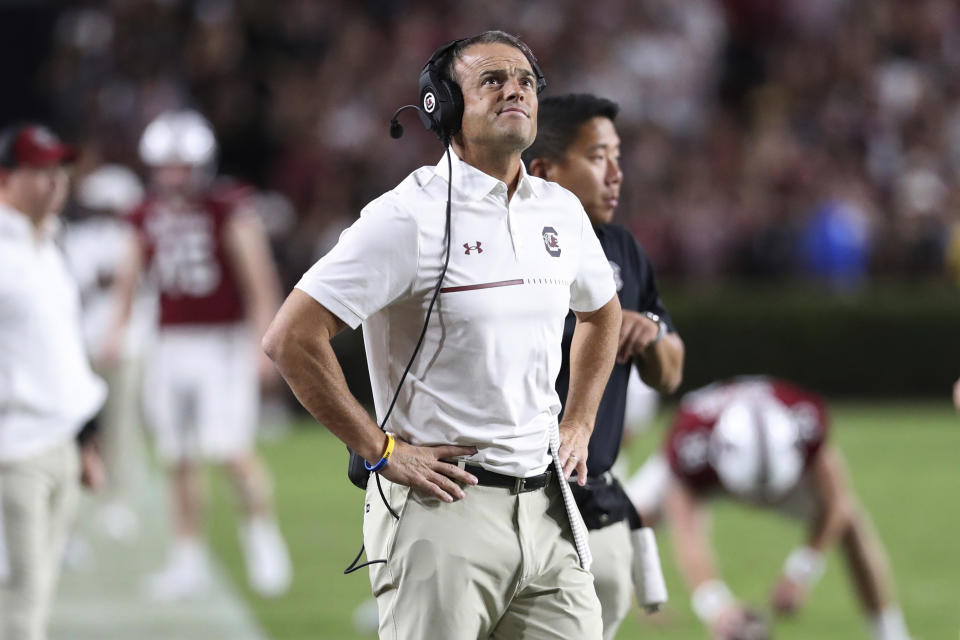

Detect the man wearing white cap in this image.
[625,377,912,640]
[0,123,106,640]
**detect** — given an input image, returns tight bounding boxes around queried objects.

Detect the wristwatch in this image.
[642,311,667,346]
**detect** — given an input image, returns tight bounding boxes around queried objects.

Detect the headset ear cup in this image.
[418,38,467,142]
[441,79,463,139]
[418,71,448,139]
[417,80,440,135]
[418,72,462,141]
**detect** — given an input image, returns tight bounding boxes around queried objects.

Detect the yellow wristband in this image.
[365,432,395,472]
[382,432,396,462]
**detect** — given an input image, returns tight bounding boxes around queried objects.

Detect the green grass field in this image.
[206,401,959,639]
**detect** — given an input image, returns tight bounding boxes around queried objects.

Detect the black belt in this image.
[464,464,553,494]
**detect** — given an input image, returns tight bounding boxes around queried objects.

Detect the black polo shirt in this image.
[555,223,675,478]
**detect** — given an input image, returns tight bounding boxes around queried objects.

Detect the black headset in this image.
[412,38,547,142]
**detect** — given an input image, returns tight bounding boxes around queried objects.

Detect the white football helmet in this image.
[77,164,144,214]
[709,396,803,500]
[138,110,217,167]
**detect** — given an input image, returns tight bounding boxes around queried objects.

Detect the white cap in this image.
[709,396,803,500]
[77,164,144,214]
[138,109,217,167]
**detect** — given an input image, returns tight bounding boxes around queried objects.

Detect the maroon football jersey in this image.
[130,183,251,326]
[664,377,829,495]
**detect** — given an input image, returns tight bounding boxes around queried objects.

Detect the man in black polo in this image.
[525,94,685,639]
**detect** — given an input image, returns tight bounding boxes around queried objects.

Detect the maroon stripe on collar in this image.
[440,278,524,294]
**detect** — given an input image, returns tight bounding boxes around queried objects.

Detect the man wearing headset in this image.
[525,93,685,639]
[264,30,621,640]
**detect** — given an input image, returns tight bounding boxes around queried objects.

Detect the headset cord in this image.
[344,143,454,575]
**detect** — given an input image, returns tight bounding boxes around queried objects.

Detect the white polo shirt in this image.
[297,150,615,476]
[0,204,106,463]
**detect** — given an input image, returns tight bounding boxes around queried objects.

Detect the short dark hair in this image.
[442,30,540,88]
[523,94,619,166]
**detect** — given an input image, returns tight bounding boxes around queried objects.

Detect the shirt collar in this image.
[514,161,541,199]
[0,202,58,242]
[433,147,541,202]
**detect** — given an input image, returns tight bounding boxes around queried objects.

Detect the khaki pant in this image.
[363,474,602,640]
[0,441,79,640]
[588,521,634,640]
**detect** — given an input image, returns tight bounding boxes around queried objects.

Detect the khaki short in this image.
[363,473,602,640]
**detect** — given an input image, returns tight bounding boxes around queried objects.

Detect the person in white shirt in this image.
[0,123,106,640]
[62,164,151,542]
[264,31,621,639]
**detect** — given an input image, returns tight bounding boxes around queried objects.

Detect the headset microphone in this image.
[388,104,422,139]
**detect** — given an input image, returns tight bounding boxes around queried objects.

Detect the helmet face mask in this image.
[139,110,217,193]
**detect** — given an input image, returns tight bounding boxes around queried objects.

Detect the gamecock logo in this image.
[542,226,561,257]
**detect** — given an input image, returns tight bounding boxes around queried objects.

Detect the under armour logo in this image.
[464,241,483,255]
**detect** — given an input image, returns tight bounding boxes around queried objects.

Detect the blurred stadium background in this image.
[2,0,959,638]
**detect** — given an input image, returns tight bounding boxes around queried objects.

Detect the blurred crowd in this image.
[35,0,960,286]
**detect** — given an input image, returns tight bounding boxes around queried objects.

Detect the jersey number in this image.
[155,229,220,297]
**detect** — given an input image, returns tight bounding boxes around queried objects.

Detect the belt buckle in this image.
[512,476,527,494]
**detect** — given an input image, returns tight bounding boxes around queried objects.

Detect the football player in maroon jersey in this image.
[624,377,912,640]
[101,110,291,600]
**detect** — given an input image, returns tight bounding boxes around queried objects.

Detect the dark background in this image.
[4,0,959,397]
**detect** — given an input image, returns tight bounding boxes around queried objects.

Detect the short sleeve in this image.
[569,206,616,312]
[632,237,675,332]
[295,198,419,329]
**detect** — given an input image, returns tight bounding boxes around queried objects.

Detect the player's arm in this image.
[99,232,143,369]
[560,294,621,483]
[806,445,855,552]
[225,207,282,341]
[664,480,749,637]
[772,444,853,615]
[664,480,720,595]
[262,290,478,501]
[225,208,283,382]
